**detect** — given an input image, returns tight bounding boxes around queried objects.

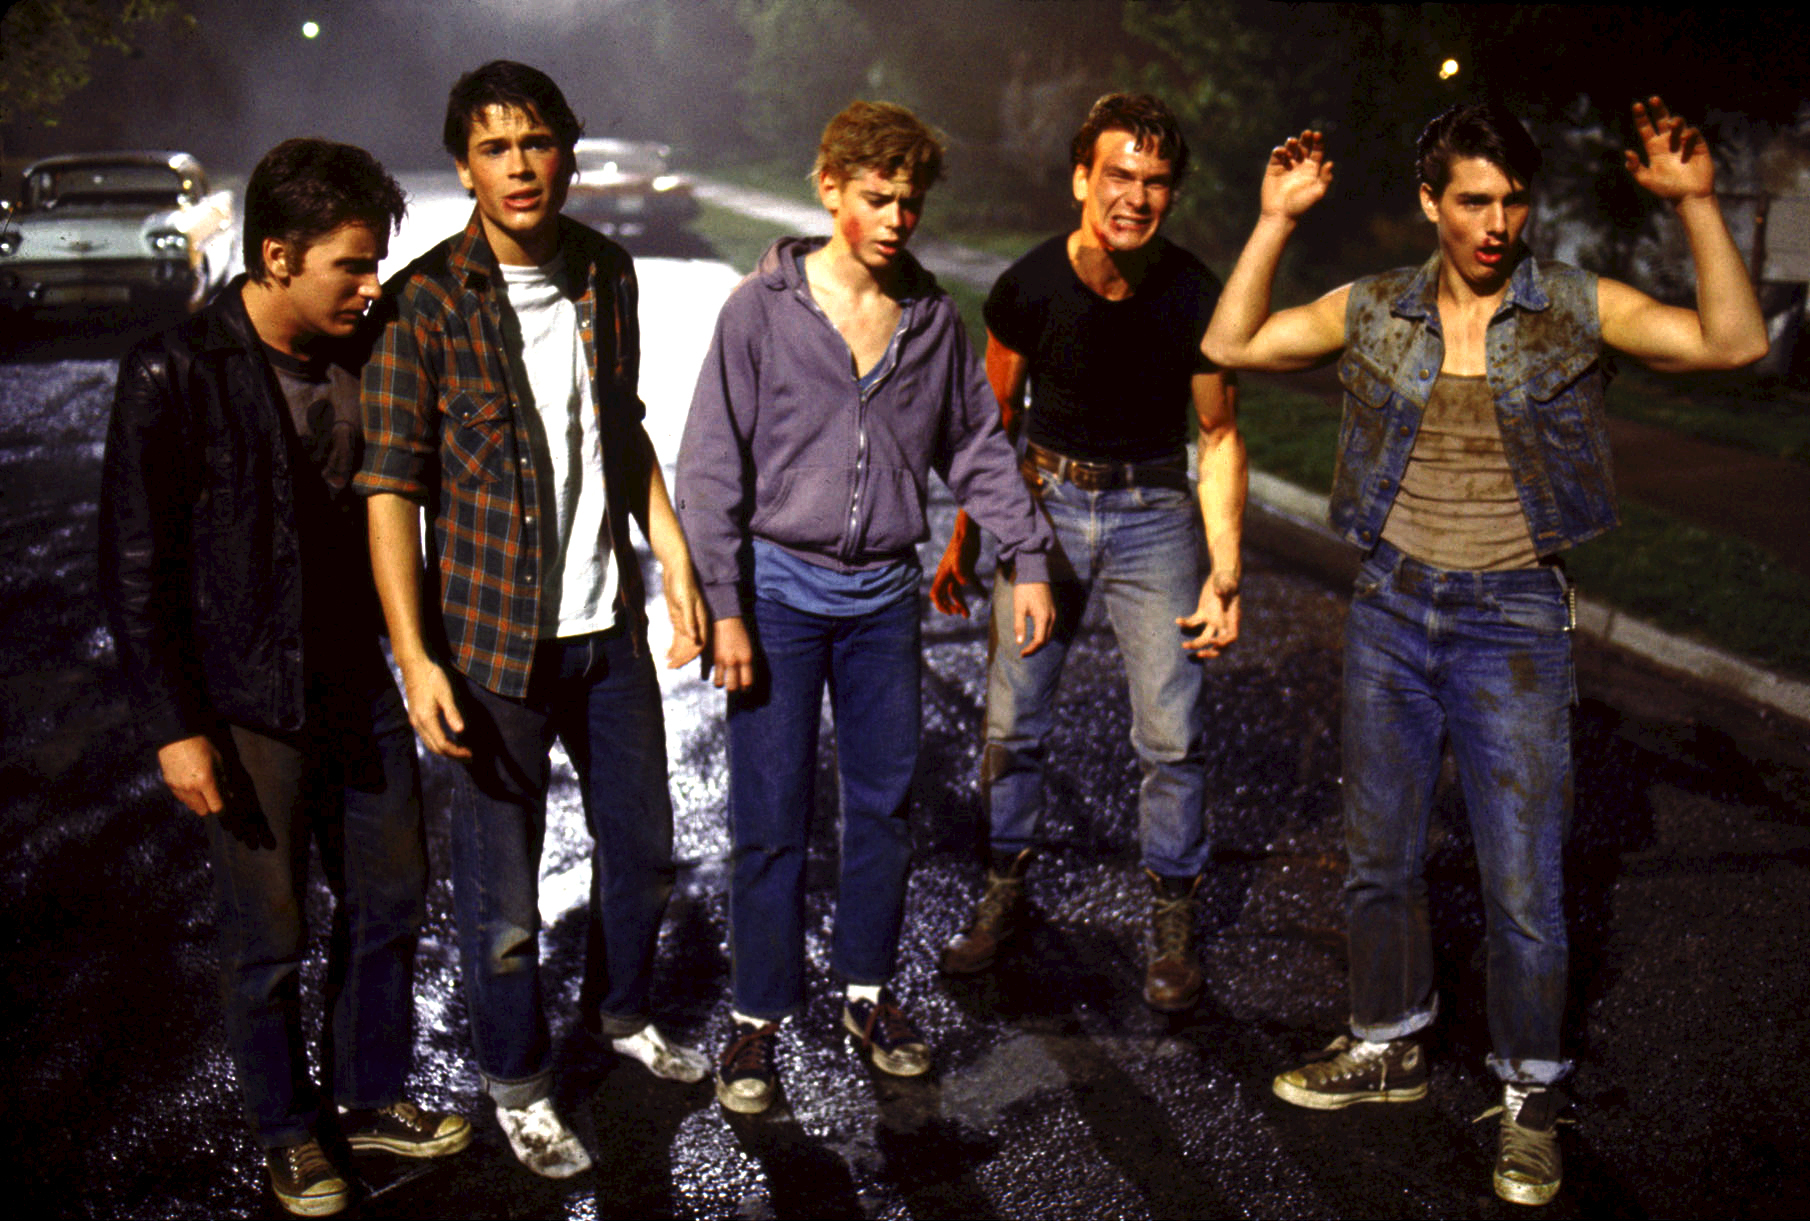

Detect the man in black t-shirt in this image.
[931,94,1247,1011]
[100,140,469,1216]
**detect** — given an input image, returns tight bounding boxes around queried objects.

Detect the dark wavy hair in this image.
[442,60,583,160]
[242,138,406,283]
[1416,101,1543,197]
[1069,93,1190,186]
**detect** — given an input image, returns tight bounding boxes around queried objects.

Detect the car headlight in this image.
[148,230,189,256]
[651,175,682,193]
[0,230,19,258]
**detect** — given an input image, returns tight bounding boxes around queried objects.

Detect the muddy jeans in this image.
[207,668,425,1148]
[1340,541,1574,1084]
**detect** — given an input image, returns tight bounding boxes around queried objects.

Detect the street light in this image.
[1439,58,1460,81]
[302,21,320,39]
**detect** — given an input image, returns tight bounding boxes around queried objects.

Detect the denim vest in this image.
[1330,253,1619,557]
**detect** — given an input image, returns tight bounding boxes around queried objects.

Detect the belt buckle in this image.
[1067,459,1114,491]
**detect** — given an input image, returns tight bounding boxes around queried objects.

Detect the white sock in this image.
[845,983,882,1005]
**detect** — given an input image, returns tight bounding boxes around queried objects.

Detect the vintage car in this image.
[0,150,235,316]
[563,138,699,232]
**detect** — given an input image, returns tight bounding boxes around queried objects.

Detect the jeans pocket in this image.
[1488,588,1569,635]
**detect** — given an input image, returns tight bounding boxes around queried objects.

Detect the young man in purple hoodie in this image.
[676,101,1055,1115]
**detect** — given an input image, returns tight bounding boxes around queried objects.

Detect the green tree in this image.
[0,0,186,127]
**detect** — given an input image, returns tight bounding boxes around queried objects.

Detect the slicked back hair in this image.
[1070,93,1190,186]
[813,101,944,189]
[1416,101,1542,197]
[243,138,406,284]
[442,60,582,161]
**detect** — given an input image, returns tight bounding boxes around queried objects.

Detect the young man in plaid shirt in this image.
[357,61,708,1179]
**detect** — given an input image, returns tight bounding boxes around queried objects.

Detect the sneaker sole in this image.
[271,1186,350,1218]
[842,1011,931,1077]
[347,1125,472,1158]
[715,1077,776,1114]
[1494,1171,1560,1206]
[1272,1077,1428,1110]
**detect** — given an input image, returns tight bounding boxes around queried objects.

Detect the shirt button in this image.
[1419,368,1430,378]
[1398,425,1412,437]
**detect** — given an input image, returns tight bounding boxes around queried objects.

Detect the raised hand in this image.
[1626,96,1714,203]
[1261,130,1334,221]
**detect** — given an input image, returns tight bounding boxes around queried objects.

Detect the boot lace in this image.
[1151,892,1195,960]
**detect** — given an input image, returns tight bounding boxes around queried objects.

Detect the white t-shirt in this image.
[495,254,618,637]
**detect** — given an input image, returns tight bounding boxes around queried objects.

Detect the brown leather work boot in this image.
[939,849,1031,974]
[1143,870,1203,1011]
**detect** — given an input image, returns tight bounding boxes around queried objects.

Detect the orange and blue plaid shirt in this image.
[356,211,648,698]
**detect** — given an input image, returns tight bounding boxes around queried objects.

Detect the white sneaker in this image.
[495,1098,592,1179]
[612,1025,709,1083]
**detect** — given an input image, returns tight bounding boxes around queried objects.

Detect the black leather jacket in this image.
[99,279,380,748]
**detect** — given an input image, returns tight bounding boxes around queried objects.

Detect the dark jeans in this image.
[1340,543,1573,1085]
[726,594,920,1020]
[447,627,675,1108]
[207,668,425,1149]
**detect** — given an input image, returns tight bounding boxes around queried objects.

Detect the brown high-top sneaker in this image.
[1143,870,1203,1011]
[939,849,1031,974]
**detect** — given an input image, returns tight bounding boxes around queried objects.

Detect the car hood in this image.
[4,205,190,263]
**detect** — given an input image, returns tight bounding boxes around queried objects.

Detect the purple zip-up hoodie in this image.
[676,236,1052,621]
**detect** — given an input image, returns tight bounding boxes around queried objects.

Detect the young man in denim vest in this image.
[1204,98,1766,1205]
[930,94,1246,1013]
[360,61,709,1178]
[101,140,470,1217]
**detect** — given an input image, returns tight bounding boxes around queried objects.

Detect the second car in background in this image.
[563,138,699,233]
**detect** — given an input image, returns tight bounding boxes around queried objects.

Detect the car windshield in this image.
[29,163,191,210]
[575,145,666,179]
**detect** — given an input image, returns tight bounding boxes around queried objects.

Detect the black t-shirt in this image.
[261,342,379,667]
[983,234,1221,463]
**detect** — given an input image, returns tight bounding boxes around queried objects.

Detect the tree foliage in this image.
[0,0,186,127]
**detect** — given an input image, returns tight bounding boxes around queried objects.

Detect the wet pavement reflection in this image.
[6,220,1810,1218]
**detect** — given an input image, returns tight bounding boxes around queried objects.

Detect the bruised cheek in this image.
[839,210,865,247]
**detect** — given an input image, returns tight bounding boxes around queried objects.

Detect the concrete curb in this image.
[1247,471,1810,728]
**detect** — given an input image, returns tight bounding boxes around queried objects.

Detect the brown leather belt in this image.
[1022,441,1190,493]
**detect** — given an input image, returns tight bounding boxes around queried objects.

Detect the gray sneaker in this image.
[1272,1034,1428,1109]
[1479,1085,1566,1206]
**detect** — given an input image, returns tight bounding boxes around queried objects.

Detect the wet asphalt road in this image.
[6,209,1810,1218]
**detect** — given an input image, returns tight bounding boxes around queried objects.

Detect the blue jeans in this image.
[447,627,675,1107]
[726,594,920,1020]
[207,666,426,1148]
[984,476,1211,877]
[1340,542,1574,1085]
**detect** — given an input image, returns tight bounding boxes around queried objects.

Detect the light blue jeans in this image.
[1341,542,1574,1085]
[983,476,1211,878]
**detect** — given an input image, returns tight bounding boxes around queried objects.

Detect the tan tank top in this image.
[1380,373,1539,571]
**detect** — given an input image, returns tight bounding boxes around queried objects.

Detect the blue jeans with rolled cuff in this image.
[725,593,920,1021]
[1340,541,1574,1085]
[447,626,676,1108]
[983,475,1212,878]
[207,666,426,1149]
